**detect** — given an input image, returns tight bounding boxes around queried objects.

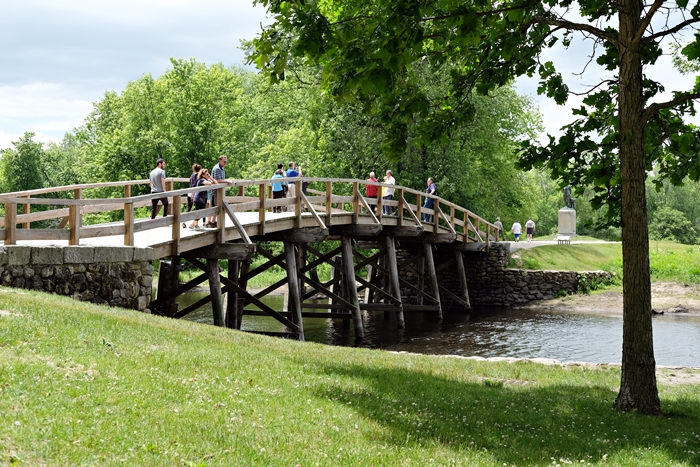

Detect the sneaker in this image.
[188,225,197,230]
[182,223,187,228]
[195,225,204,231]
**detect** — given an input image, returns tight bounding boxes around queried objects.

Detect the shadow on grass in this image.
[301,359,700,464]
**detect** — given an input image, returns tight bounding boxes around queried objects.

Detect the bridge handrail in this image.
[0,177,499,247]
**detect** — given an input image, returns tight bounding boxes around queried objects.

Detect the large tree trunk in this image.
[613,1,661,415]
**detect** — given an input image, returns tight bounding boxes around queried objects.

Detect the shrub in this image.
[649,207,698,245]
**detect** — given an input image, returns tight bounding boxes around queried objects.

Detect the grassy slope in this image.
[509,241,700,284]
[1,289,700,466]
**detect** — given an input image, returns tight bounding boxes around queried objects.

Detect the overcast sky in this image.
[0,1,695,150]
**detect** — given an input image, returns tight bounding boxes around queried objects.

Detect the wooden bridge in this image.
[0,177,498,340]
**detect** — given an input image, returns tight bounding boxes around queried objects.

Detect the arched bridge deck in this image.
[0,178,498,340]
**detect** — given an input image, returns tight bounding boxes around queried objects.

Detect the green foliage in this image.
[0,132,44,193]
[76,58,244,184]
[649,206,698,245]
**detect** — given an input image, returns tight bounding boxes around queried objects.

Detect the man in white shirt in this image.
[382,170,395,215]
[525,218,536,242]
[511,220,522,242]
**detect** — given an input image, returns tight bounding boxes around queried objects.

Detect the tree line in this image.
[1,57,698,242]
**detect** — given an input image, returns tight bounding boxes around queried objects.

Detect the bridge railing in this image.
[0,178,498,247]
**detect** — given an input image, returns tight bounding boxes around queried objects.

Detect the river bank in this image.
[520,281,700,315]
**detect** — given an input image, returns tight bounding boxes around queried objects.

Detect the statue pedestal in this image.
[558,208,576,236]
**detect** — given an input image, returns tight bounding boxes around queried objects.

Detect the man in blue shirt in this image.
[286,161,302,200]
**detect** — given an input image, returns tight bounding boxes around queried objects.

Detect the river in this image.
[176,292,700,367]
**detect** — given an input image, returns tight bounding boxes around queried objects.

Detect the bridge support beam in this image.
[424,243,443,320]
[385,236,405,328]
[454,251,472,310]
[284,242,305,341]
[226,260,240,329]
[341,236,364,340]
[206,258,224,327]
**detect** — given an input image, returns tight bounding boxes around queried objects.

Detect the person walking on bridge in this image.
[423,177,437,222]
[366,172,378,214]
[149,158,168,219]
[382,170,395,215]
[206,155,232,228]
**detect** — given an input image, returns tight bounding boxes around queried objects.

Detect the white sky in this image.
[0,1,696,150]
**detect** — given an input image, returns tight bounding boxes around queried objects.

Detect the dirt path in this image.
[522,281,700,315]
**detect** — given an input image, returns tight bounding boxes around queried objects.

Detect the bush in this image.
[649,207,698,245]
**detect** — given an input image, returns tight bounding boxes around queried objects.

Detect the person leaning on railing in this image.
[190,169,215,231]
[206,155,233,228]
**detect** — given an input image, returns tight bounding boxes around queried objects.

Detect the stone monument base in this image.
[558,208,576,236]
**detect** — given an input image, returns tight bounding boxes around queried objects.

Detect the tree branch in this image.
[634,0,664,45]
[641,92,700,123]
[645,17,700,42]
[531,16,617,45]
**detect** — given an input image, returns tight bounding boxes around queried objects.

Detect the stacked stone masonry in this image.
[399,243,613,309]
[0,246,153,311]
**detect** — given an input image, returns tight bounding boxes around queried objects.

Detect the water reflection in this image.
[176,292,700,367]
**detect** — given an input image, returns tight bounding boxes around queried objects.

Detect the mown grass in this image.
[509,241,700,284]
[1,288,700,466]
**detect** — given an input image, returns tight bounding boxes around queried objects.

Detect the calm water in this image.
[176,292,700,367]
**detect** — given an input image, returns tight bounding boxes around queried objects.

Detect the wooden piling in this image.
[385,236,405,328]
[341,236,364,340]
[454,250,472,310]
[226,260,240,329]
[424,242,443,320]
[206,258,224,326]
[284,242,305,340]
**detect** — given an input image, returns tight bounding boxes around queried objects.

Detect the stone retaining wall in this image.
[399,243,614,308]
[0,246,154,310]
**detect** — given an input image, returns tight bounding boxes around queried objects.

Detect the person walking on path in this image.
[365,171,378,214]
[382,170,396,215]
[511,220,522,242]
[183,163,201,228]
[206,155,233,228]
[423,177,437,222]
[494,217,504,240]
[271,168,286,213]
[525,218,536,242]
[190,169,215,230]
[149,158,168,219]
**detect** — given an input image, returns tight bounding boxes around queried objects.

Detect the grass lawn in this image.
[1,288,700,466]
[509,241,700,284]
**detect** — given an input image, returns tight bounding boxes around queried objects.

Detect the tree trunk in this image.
[613,1,661,415]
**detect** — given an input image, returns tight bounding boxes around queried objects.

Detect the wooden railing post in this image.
[217,186,225,243]
[172,195,181,255]
[21,196,30,229]
[294,180,302,228]
[258,183,266,234]
[124,201,134,246]
[165,180,173,215]
[397,188,404,226]
[433,200,439,234]
[376,187,383,221]
[123,185,131,199]
[416,193,422,223]
[325,181,332,225]
[69,203,81,246]
[352,182,360,224]
[4,203,16,245]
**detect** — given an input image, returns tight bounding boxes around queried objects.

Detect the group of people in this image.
[271,162,302,213]
[364,171,437,222]
[148,155,233,231]
[493,217,537,242]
